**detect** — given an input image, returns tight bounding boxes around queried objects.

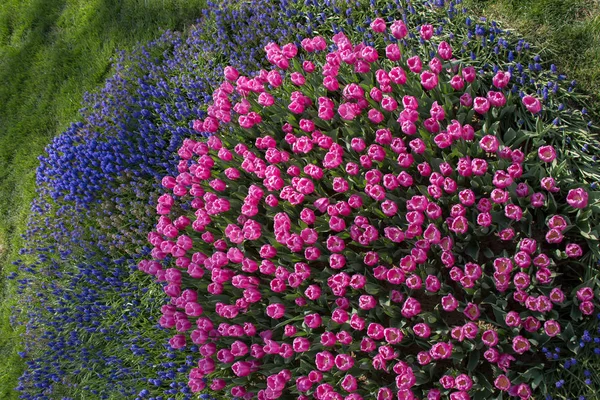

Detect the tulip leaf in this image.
[466,349,480,371]
[503,128,517,145]
[365,283,380,295]
[577,218,591,234]
[465,241,480,262]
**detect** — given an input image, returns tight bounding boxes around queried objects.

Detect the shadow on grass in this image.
[0,0,206,398]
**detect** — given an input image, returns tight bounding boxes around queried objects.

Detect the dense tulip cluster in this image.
[143,17,599,400]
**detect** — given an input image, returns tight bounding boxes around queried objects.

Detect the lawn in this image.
[0,1,206,398]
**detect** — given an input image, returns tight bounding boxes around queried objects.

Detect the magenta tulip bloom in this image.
[420,71,438,90]
[437,41,453,59]
[577,286,595,301]
[223,66,239,81]
[494,375,511,391]
[385,43,401,61]
[580,301,595,315]
[390,20,408,39]
[544,320,561,337]
[492,70,511,88]
[512,335,531,354]
[538,145,557,162]
[566,243,583,258]
[450,75,464,90]
[232,361,252,377]
[522,95,542,113]
[420,24,434,40]
[315,351,335,371]
[473,97,490,114]
[370,17,387,33]
[566,188,589,209]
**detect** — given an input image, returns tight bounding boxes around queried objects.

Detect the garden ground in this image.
[0,0,598,398]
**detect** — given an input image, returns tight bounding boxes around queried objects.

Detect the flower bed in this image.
[142,12,600,400]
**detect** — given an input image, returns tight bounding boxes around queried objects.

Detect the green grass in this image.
[465,0,600,119]
[0,1,206,398]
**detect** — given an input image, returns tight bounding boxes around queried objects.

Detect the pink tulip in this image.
[407,56,422,73]
[487,90,506,107]
[538,145,557,162]
[281,43,297,59]
[473,97,490,114]
[492,70,511,88]
[334,354,354,371]
[429,57,442,74]
[370,17,387,33]
[224,66,239,81]
[389,67,407,84]
[420,24,434,40]
[293,337,311,353]
[341,375,358,392]
[580,301,595,315]
[420,71,438,90]
[460,93,473,107]
[494,375,511,391]
[544,320,561,337]
[522,95,542,113]
[266,303,285,319]
[232,361,252,377]
[566,188,589,209]
[462,66,476,82]
[385,43,401,61]
[455,375,473,391]
[437,41,453,59]
[315,351,335,372]
[390,20,408,38]
[303,313,321,329]
[512,336,531,354]
[577,286,595,301]
[439,375,455,389]
[450,75,465,90]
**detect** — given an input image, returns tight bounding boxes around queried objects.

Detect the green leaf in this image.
[274,313,306,329]
[482,293,497,305]
[563,322,575,341]
[483,247,495,258]
[577,218,591,234]
[488,120,501,136]
[465,241,480,262]
[467,349,480,371]
[569,304,583,322]
[414,371,429,385]
[500,105,516,120]
[365,283,380,295]
[503,128,517,145]
[491,304,507,326]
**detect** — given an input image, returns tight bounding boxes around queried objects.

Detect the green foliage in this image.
[0,0,207,398]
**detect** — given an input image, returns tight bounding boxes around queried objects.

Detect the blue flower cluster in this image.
[12,0,599,398]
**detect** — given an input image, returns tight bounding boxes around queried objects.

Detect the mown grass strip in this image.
[0,1,206,398]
